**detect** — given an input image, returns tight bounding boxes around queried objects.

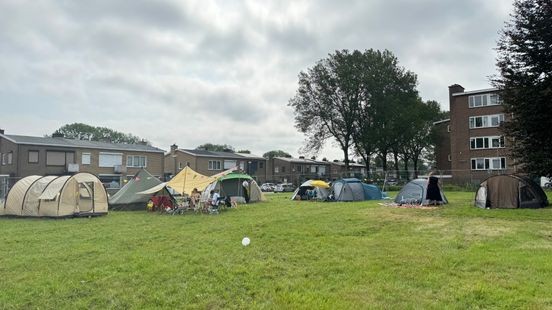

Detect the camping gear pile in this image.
[0,173,108,218]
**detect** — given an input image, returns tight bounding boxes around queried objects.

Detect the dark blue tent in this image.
[332,178,383,201]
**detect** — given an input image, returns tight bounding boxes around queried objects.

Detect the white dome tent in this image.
[1,173,108,217]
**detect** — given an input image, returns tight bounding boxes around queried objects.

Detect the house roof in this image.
[2,134,165,153]
[452,87,498,97]
[177,149,265,160]
[330,161,365,168]
[273,157,330,165]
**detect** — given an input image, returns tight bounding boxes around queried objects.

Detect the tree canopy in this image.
[262,150,292,159]
[196,143,235,153]
[52,123,147,144]
[493,0,552,177]
[289,49,439,176]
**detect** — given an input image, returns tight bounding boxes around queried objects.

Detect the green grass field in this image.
[1,191,552,309]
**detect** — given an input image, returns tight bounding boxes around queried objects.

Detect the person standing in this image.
[242,179,250,203]
[426,173,443,205]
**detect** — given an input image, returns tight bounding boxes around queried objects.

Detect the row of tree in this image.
[289,49,445,178]
[52,123,148,144]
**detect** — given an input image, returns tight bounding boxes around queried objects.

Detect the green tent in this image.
[108,169,163,211]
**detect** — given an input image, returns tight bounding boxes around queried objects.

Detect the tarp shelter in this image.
[331,178,383,201]
[291,180,330,201]
[201,172,265,203]
[475,174,548,209]
[1,173,108,217]
[109,169,163,210]
[394,178,448,205]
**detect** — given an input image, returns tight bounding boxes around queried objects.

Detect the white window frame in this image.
[469,114,504,129]
[208,160,221,171]
[470,136,505,150]
[28,151,39,164]
[469,93,502,108]
[223,160,236,170]
[82,152,91,165]
[471,157,506,170]
[126,155,147,168]
[99,152,123,168]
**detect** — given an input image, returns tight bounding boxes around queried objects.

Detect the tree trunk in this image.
[403,157,410,181]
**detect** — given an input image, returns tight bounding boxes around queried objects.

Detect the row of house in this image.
[0,130,367,194]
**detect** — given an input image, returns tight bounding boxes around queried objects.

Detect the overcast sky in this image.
[0,0,513,159]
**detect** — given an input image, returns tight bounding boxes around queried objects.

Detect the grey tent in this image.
[109,169,163,210]
[332,178,383,201]
[475,174,548,209]
[394,178,448,205]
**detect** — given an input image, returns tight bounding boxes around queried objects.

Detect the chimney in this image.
[310,156,316,160]
[137,139,148,145]
[170,143,178,155]
[52,132,64,138]
[0,129,4,135]
[448,84,465,110]
[299,156,305,159]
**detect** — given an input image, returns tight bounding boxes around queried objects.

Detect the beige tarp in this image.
[166,167,216,195]
[3,173,108,217]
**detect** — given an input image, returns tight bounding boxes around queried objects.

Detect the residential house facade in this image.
[328,161,367,180]
[164,145,268,182]
[267,157,331,186]
[0,131,165,194]
[444,84,516,184]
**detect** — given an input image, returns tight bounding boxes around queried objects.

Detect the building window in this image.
[469,114,504,129]
[224,160,236,169]
[470,136,504,150]
[259,162,264,169]
[178,162,183,170]
[7,152,13,165]
[208,160,221,170]
[28,151,39,163]
[447,154,452,162]
[46,151,67,166]
[0,153,4,165]
[82,153,91,165]
[471,157,507,170]
[99,175,122,189]
[297,165,303,173]
[99,152,123,168]
[274,166,279,173]
[281,166,286,173]
[127,155,147,168]
[469,93,502,108]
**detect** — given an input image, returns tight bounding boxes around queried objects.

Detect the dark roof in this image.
[178,149,263,160]
[273,157,330,165]
[2,134,165,153]
[330,161,365,168]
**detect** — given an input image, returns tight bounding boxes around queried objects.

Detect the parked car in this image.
[260,183,276,192]
[386,178,398,186]
[274,183,295,192]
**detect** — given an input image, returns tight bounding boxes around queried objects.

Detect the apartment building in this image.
[444,84,516,184]
[0,130,165,193]
[164,145,268,182]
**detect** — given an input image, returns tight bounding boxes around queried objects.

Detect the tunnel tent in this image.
[475,174,548,209]
[109,169,163,210]
[394,178,448,205]
[201,172,265,203]
[290,180,330,201]
[331,178,383,201]
[2,173,108,217]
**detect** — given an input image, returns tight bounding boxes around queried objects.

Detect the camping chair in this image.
[208,199,220,215]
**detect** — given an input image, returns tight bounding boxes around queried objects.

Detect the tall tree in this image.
[196,143,235,152]
[263,150,291,159]
[52,123,147,144]
[494,0,552,177]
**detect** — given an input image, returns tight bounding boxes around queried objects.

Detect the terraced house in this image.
[0,130,165,194]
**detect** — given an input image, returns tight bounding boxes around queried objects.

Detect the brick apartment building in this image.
[435,84,516,184]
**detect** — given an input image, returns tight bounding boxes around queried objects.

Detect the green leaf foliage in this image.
[196,143,235,153]
[494,0,552,177]
[52,123,148,144]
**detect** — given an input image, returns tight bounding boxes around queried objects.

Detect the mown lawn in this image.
[1,191,552,309]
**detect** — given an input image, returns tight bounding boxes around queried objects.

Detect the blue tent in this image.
[332,178,383,201]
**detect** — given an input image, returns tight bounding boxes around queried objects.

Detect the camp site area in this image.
[1,191,552,308]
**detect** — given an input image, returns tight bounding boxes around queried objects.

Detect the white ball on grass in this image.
[242,237,250,246]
